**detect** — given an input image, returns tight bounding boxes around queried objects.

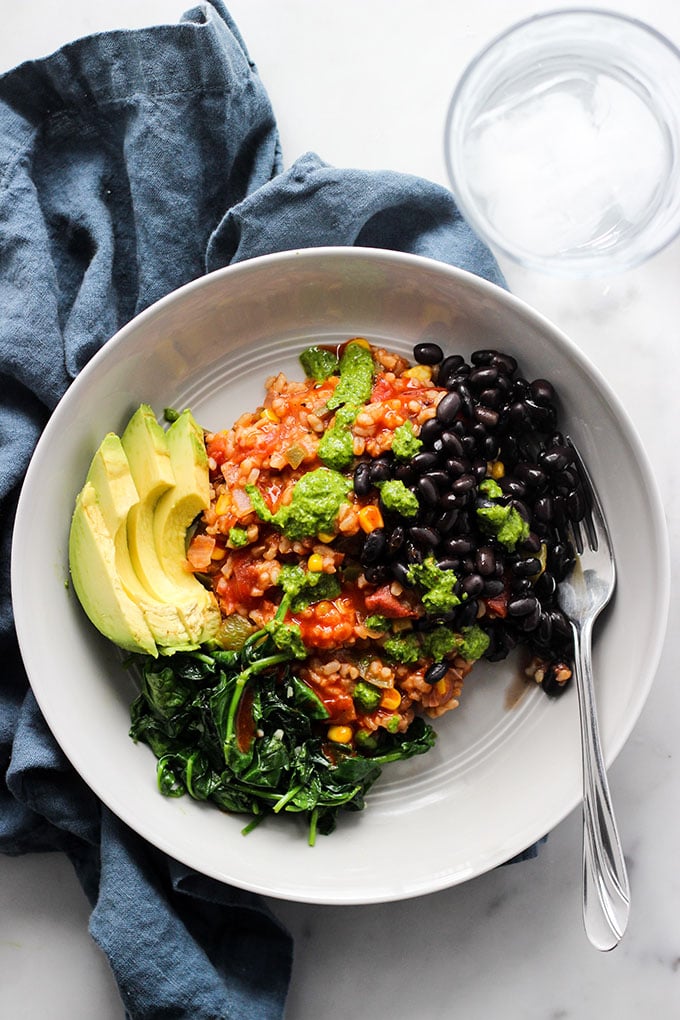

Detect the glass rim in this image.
[444,7,680,275]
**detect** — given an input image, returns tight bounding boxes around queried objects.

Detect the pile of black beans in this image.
[353,343,587,696]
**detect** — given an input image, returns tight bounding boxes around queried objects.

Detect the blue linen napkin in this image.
[0,2,530,1016]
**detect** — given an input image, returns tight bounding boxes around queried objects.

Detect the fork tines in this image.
[565,436,598,555]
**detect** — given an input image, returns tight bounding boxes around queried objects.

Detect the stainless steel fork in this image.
[557,439,630,951]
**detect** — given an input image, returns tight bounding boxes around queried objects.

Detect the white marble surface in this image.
[1,1,679,1017]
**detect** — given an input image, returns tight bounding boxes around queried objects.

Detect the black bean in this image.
[534,570,556,599]
[483,578,505,597]
[469,366,499,388]
[526,400,557,430]
[424,662,448,685]
[514,463,547,490]
[471,458,488,480]
[436,558,460,573]
[412,451,440,473]
[361,528,386,565]
[436,391,462,424]
[476,546,496,576]
[445,457,470,477]
[482,436,500,459]
[549,609,572,642]
[461,573,485,597]
[440,490,462,510]
[446,536,476,557]
[474,405,500,428]
[566,487,586,521]
[409,526,439,547]
[364,564,389,584]
[417,476,439,506]
[369,458,392,484]
[510,578,533,595]
[453,511,472,534]
[394,463,416,484]
[530,379,556,406]
[419,417,443,448]
[406,541,423,564]
[414,342,443,365]
[451,473,476,495]
[499,477,527,499]
[512,556,541,577]
[508,401,532,429]
[388,526,405,555]
[471,349,496,366]
[435,509,458,535]
[535,612,553,646]
[440,431,464,458]
[540,446,574,473]
[438,354,466,381]
[510,499,531,522]
[508,595,540,617]
[479,387,503,408]
[425,470,450,488]
[391,560,412,586]
[457,600,480,627]
[534,495,554,522]
[519,531,542,553]
[519,600,542,632]
[451,380,474,415]
[492,352,518,375]
[353,461,372,496]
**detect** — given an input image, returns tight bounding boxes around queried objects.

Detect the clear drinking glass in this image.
[445,9,680,276]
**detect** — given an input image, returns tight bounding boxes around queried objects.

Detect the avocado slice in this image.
[121,405,218,644]
[82,433,197,651]
[152,410,221,642]
[69,481,158,656]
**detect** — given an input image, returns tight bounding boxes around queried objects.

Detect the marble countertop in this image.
[1,2,679,1017]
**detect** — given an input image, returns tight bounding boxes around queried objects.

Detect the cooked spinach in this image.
[129,632,435,844]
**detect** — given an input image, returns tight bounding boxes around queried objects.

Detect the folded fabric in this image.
[0,2,526,1017]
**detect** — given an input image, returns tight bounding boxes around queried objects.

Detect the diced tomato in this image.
[306,679,356,724]
[206,432,229,469]
[364,584,416,619]
[485,591,508,618]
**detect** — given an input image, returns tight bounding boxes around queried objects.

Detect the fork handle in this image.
[572,618,630,951]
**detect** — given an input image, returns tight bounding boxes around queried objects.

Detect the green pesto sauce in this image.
[407,556,461,613]
[318,342,375,470]
[476,502,529,551]
[325,341,375,411]
[377,479,419,518]
[383,631,421,664]
[246,467,351,541]
[458,624,490,662]
[391,420,422,460]
[276,563,342,612]
[299,345,339,382]
[228,526,249,548]
[317,402,358,471]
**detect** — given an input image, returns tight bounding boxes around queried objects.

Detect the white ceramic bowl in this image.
[11,248,669,903]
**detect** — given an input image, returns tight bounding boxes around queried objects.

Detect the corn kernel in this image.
[349,337,371,350]
[210,545,227,561]
[358,504,384,533]
[380,688,402,711]
[307,553,324,572]
[435,678,449,696]
[488,459,505,479]
[327,725,353,744]
[402,365,432,382]
[260,407,280,423]
[317,532,335,543]
[215,492,231,516]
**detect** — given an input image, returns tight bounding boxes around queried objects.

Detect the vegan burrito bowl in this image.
[69,339,583,843]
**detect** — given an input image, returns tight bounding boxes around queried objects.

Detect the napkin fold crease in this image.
[0,2,522,1017]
